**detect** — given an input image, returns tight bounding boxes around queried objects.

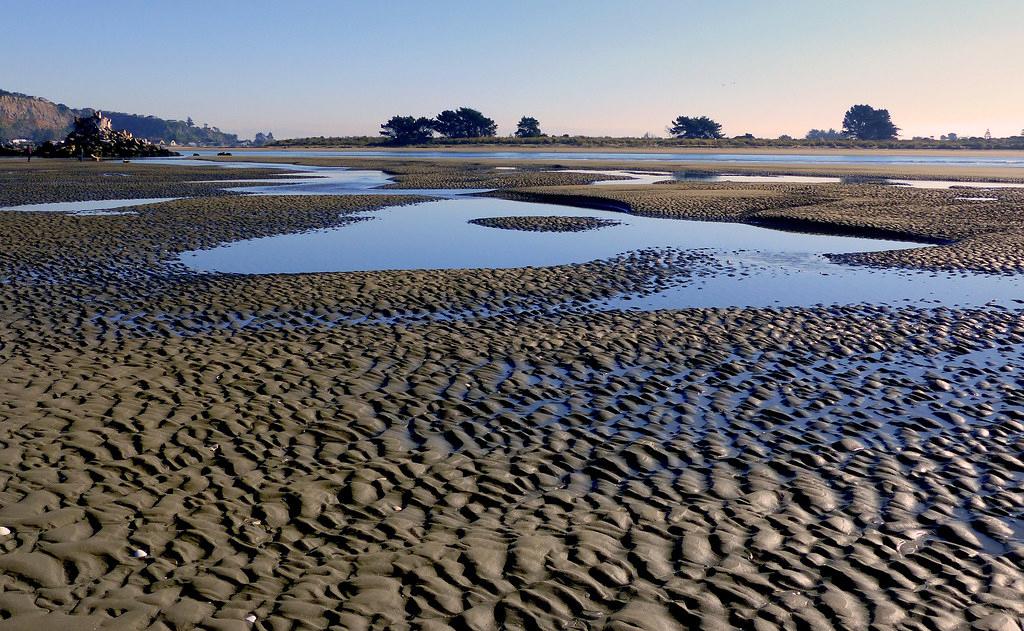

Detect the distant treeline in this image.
[269,135,1024,150]
[269,103,1024,150]
[100,112,239,146]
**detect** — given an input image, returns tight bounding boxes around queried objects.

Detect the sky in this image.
[4,0,1023,140]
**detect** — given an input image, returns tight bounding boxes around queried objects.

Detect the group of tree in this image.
[380,108,547,144]
[252,131,275,146]
[668,105,901,142]
[381,107,491,144]
[805,128,845,141]
[840,104,899,140]
[667,115,724,139]
[805,105,898,140]
[514,116,542,138]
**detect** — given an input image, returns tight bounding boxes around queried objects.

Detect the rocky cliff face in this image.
[0,91,78,141]
[0,89,240,145]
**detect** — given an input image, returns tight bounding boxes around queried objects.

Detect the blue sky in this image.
[4,0,1023,139]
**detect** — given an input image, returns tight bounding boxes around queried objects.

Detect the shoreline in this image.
[201,154,1024,183]
[202,144,1024,157]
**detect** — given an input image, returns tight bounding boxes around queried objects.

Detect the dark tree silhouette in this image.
[380,115,435,145]
[514,116,543,138]
[841,105,899,140]
[431,107,497,138]
[668,115,724,139]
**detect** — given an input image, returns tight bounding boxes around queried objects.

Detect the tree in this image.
[431,107,497,138]
[380,115,435,145]
[253,131,275,146]
[841,105,899,140]
[805,128,844,141]
[514,116,542,138]
[668,115,723,139]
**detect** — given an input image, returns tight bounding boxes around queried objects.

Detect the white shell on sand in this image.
[0,526,11,536]
[245,614,258,623]
[131,549,149,558]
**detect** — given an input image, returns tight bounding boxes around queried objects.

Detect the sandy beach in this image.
[0,157,1022,629]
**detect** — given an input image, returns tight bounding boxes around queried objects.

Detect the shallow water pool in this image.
[0,198,178,213]
[179,197,1024,308]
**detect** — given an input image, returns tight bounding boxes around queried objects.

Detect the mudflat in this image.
[0,158,1022,630]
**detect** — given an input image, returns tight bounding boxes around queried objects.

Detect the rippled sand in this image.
[0,159,1022,629]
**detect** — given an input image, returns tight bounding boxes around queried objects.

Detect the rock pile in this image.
[36,111,178,158]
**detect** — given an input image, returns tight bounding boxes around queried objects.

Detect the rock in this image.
[36,111,177,158]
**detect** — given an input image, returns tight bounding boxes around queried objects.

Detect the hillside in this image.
[0,89,238,145]
[0,90,77,142]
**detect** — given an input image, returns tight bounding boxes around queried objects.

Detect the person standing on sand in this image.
[25,147,31,162]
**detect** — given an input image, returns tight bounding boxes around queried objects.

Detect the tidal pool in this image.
[180,197,1024,308]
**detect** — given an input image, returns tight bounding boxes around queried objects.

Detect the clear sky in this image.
[4,0,1023,140]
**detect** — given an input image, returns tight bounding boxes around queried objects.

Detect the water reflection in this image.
[179,197,1024,308]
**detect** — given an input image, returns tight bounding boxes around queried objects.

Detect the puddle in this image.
[887,179,1024,190]
[672,172,843,185]
[70,210,139,217]
[0,198,178,213]
[554,169,676,185]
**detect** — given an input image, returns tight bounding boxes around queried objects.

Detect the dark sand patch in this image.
[468,215,621,233]
[0,160,301,207]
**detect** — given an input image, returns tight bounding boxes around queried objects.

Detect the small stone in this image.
[131,549,149,558]
[0,526,11,536]
[245,614,258,624]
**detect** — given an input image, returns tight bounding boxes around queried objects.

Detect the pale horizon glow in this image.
[5,0,1023,140]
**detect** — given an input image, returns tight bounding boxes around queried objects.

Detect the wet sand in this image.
[0,160,1022,629]
[494,183,1024,274]
[468,216,621,233]
[0,160,303,207]
[205,154,1024,185]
